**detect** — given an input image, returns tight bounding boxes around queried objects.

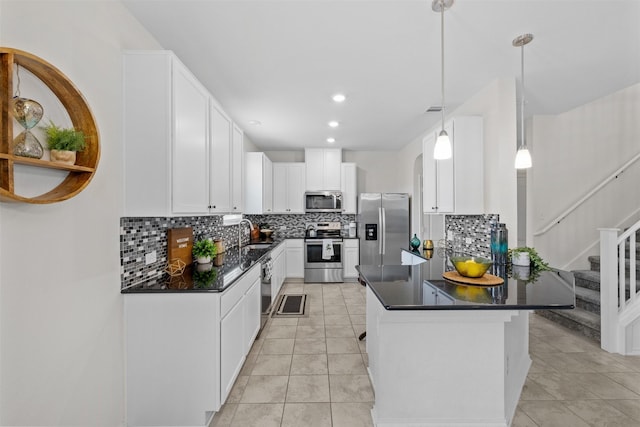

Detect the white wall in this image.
[530,83,640,269]
[0,1,161,425]
[343,150,403,193]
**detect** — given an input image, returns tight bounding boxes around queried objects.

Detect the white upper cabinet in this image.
[124,51,210,216]
[423,116,483,214]
[273,162,306,214]
[231,124,244,213]
[340,162,357,214]
[244,152,273,214]
[123,50,244,216]
[209,103,233,213]
[305,148,342,191]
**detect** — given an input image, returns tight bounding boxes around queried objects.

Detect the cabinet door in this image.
[244,277,261,354]
[272,163,288,213]
[437,123,455,213]
[287,163,306,213]
[263,156,273,213]
[220,299,245,403]
[323,149,342,190]
[209,105,232,213]
[172,63,209,214]
[285,240,304,279]
[271,251,285,302]
[341,163,357,214]
[305,148,324,191]
[343,240,359,279]
[231,125,244,212]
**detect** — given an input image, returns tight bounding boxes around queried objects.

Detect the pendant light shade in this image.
[514,147,532,169]
[513,33,534,169]
[434,130,452,159]
[432,0,453,160]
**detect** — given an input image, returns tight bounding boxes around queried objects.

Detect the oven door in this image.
[304,240,343,268]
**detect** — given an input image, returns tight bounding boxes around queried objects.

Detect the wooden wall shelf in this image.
[0,47,100,204]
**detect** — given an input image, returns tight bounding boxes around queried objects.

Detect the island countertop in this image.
[356,248,575,310]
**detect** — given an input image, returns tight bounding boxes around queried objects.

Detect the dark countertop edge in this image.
[357,265,576,312]
[121,240,285,295]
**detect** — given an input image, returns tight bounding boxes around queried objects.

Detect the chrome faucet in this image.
[238,218,253,249]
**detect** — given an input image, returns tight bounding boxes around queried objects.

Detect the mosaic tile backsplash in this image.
[120,213,356,288]
[445,214,500,257]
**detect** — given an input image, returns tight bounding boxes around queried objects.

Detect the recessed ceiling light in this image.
[249,120,261,126]
[327,137,336,143]
[332,93,346,103]
[328,121,339,128]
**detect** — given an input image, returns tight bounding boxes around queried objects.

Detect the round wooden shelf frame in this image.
[0,47,100,203]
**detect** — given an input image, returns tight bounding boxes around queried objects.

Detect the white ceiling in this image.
[122,0,640,151]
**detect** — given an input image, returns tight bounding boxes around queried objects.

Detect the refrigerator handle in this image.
[381,207,386,255]
[378,207,383,255]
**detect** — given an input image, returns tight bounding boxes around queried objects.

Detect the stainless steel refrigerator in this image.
[358,193,410,265]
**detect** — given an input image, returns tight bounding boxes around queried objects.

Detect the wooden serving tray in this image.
[443,271,504,286]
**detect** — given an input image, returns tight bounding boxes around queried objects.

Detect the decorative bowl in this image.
[450,256,493,278]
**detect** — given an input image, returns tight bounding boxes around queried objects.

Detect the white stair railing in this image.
[600,221,640,355]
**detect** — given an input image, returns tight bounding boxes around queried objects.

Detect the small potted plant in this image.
[508,247,550,270]
[43,120,86,165]
[192,238,217,264]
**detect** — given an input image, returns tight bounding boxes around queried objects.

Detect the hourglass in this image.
[11,65,44,159]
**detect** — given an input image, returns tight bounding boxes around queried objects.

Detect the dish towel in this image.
[322,239,334,260]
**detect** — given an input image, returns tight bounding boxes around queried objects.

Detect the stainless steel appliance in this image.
[358,193,410,265]
[304,191,343,213]
[304,222,343,282]
[258,255,273,337]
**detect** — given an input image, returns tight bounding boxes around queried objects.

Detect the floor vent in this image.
[274,294,307,316]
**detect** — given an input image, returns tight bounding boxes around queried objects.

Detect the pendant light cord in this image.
[440,1,445,132]
[520,43,525,149]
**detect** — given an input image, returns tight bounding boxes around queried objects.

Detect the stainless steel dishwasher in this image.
[258,255,273,337]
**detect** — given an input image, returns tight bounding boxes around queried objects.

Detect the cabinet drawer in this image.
[221,264,260,317]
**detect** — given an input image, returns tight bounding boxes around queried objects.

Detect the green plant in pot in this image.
[192,238,217,264]
[43,120,86,165]
[508,247,551,282]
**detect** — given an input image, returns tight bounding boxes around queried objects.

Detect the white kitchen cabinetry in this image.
[305,148,342,191]
[125,263,261,426]
[244,152,273,214]
[231,125,244,212]
[273,162,306,213]
[423,116,483,214]
[124,51,210,216]
[271,242,286,303]
[343,239,360,279]
[285,239,304,279]
[209,104,245,213]
[341,162,357,214]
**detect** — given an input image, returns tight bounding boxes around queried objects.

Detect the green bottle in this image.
[410,234,421,250]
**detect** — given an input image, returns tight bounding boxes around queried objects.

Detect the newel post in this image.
[599,228,620,353]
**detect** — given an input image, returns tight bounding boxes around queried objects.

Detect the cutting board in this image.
[167,227,194,267]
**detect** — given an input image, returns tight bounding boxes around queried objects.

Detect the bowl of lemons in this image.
[450,256,493,278]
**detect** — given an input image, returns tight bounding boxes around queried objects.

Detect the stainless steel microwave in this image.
[304,191,343,213]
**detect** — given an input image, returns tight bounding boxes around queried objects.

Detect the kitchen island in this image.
[357,249,575,427]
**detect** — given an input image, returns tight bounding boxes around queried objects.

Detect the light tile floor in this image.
[211,281,640,427]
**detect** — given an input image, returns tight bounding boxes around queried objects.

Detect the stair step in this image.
[575,286,601,314]
[573,270,601,291]
[535,307,600,343]
[589,255,640,275]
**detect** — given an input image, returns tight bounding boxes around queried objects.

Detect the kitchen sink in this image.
[244,243,273,250]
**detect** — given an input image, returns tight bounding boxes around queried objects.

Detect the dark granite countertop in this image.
[121,240,284,294]
[356,248,576,310]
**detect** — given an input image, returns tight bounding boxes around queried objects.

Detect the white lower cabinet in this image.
[343,239,360,279]
[125,263,261,427]
[285,239,304,279]
[220,296,245,403]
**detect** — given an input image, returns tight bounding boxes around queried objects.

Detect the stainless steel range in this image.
[304,222,343,283]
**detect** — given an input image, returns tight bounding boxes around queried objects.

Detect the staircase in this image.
[535,229,640,345]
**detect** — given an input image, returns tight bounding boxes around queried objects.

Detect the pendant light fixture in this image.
[432,0,453,160]
[513,33,534,169]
